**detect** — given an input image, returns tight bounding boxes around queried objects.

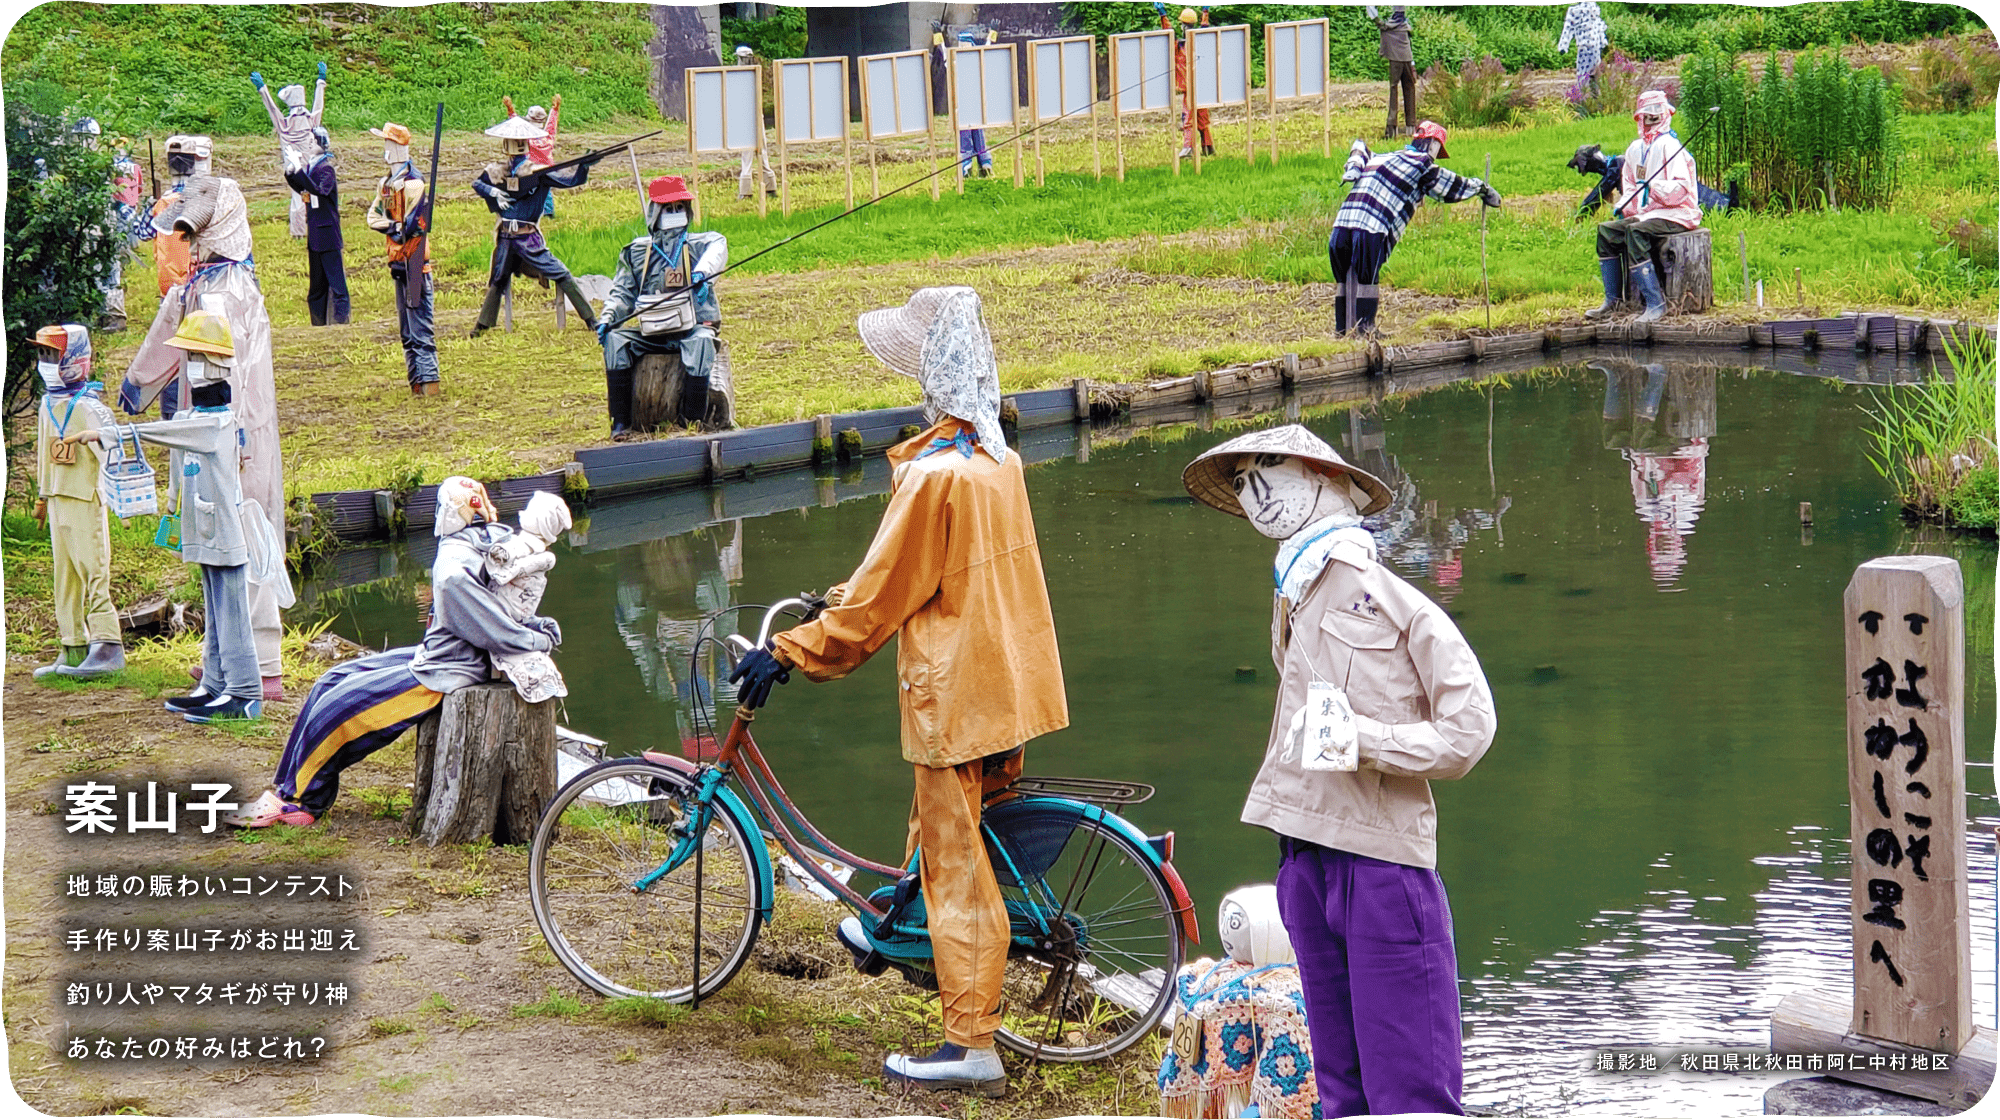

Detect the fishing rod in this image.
[1617,105,1720,217]
[602,59,1206,331]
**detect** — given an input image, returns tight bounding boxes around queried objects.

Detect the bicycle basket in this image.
[98,425,159,520]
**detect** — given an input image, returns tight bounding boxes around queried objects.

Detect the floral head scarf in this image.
[916,288,1008,465]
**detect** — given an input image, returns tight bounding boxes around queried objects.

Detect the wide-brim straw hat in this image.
[856,286,975,379]
[370,122,412,146]
[1182,424,1392,519]
[485,115,549,141]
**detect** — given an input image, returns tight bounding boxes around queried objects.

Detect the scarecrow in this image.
[75,313,287,723]
[1331,122,1500,337]
[1158,4,1215,157]
[280,125,349,325]
[940,30,996,176]
[502,94,563,215]
[138,135,199,306]
[1568,142,1734,219]
[225,477,563,828]
[1180,423,1496,1118]
[1366,6,1417,138]
[595,175,730,438]
[31,324,123,681]
[729,47,778,198]
[728,287,1069,1096]
[468,114,603,337]
[120,136,288,701]
[1587,89,1702,323]
[363,122,443,394]
[1556,1,1610,93]
[252,63,328,239]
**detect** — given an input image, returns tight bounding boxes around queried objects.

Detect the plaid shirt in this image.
[1335,147,1485,246]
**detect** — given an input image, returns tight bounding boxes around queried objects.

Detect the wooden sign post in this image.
[859,49,936,202]
[1843,555,1969,1051]
[1770,554,1990,1111]
[1109,29,1173,181]
[773,55,853,216]
[1188,24,1253,171]
[1265,18,1331,164]
[687,64,766,219]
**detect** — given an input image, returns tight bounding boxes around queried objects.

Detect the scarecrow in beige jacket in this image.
[1182,423,1496,1119]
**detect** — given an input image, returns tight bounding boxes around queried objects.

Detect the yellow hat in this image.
[164,310,235,359]
[1179,6,1198,23]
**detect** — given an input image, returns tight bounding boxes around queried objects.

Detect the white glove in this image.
[281,147,303,174]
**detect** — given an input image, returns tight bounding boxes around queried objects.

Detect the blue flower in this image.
[1219,1021,1257,1071]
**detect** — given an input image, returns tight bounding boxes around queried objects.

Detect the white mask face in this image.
[1219,899,1251,964]
[384,143,408,165]
[183,354,225,388]
[37,358,63,392]
[1233,454,1323,539]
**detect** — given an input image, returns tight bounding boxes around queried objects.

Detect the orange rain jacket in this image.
[771,418,1069,768]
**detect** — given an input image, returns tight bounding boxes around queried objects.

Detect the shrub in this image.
[1568,49,1675,118]
[3,98,121,423]
[1419,55,1534,128]
[1897,33,2000,112]
[1681,43,1900,210]
[720,6,808,60]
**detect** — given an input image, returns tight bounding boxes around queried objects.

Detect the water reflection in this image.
[1597,361,1718,590]
[302,356,1996,1118]
[1343,403,1511,603]
[612,522,743,750]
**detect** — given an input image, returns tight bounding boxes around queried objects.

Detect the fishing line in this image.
[608,60,1231,329]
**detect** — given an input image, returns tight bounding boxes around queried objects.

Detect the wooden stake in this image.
[1796,265,1804,308]
[1480,152,1492,330]
[841,59,854,210]
[1738,230,1750,305]
[777,86,790,217]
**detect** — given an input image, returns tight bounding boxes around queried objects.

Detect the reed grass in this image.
[1863,328,1998,529]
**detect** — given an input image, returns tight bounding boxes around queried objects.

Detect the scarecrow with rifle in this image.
[468,117,657,338]
[365,116,443,394]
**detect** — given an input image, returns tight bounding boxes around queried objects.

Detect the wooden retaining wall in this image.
[300,314,1994,546]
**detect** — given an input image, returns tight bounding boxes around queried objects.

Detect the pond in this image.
[307,356,1996,1115]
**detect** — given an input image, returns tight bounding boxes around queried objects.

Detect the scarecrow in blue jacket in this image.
[595,175,731,438]
[280,126,350,325]
[468,115,603,338]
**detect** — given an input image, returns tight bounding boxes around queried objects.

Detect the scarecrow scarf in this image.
[1158,958,1318,1120]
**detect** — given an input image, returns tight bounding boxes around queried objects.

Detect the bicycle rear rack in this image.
[1007,775,1155,807]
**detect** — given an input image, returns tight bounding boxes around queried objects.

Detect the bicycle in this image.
[527,595,1199,1061]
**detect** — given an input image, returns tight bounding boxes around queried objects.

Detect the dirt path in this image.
[3,661,1160,1117]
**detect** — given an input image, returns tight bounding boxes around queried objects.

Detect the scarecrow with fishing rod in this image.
[1587,90,1709,324]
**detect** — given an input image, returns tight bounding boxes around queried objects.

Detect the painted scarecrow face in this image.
[1233,454,1323,540]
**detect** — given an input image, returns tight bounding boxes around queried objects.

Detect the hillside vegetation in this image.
[0,2,660,137]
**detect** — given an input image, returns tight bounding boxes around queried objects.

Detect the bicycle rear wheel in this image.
[528,760,762,1002]
[991,814,1184,1062]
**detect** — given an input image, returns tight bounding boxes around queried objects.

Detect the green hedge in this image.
[1062,2,1984,80]
[0,3,660,138]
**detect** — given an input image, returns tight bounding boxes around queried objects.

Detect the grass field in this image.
[10,94,1990,648]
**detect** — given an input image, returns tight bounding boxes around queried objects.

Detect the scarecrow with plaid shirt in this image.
[1330,121,1500,339]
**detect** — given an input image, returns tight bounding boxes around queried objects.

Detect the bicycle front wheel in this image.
[528,760,762,1002]
[992,814,1185,1062]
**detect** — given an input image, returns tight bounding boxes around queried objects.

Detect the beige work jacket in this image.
[1240,544,1496,869]
[772,419,1069,768]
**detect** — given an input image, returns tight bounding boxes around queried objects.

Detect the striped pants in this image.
[274,649,443,815]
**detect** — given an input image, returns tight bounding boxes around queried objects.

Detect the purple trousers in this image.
[1275,839,1465,1118]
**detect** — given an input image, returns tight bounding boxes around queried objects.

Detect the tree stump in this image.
[406,682,556,846]
[632,341,736,433]
[1621,226,1714,316]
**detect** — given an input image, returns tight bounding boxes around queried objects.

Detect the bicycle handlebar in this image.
[754,598,811,649]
